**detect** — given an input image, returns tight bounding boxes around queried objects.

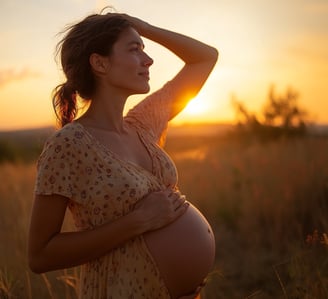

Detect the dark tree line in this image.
[230,85,310,141]
[0,127,53,164]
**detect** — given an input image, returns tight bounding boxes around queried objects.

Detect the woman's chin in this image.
[127,85,150,95]
[138,84,150,94]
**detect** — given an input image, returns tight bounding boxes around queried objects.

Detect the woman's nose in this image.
[143,53,153,67]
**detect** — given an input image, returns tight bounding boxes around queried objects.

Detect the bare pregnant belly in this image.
[144,203,216,298]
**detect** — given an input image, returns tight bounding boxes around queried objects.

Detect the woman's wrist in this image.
[114,13,151,37]
[127,208,149,235]
[132,19,151,37]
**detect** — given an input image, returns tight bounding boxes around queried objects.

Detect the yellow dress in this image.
[35,83,178,299]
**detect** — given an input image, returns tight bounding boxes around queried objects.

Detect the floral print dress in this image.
[35,83,178,299]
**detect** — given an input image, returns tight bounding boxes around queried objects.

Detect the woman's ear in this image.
[89,53,110,75]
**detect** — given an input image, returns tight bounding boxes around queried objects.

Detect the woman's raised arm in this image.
[123,14,219,119]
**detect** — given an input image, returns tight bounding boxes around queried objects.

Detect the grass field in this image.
[0,130,328,298]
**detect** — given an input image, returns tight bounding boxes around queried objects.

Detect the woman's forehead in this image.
[116,27,144,47]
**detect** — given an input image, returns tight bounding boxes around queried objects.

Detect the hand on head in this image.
[106,13,150,36]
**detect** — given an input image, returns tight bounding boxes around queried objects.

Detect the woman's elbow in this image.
[203,46,219,69]
[28,251,53,274]
[29,265,46,274]
[211,47,219,61]
[28,255,46,274]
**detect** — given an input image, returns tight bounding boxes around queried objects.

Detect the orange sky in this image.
[0,0,327,130]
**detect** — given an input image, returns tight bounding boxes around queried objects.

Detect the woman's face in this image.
[106,27,153,95]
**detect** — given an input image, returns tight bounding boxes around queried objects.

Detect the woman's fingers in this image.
[168,189,183,201]
[174,195,187,211]
[133,188,189,232]
[167,190,187,211]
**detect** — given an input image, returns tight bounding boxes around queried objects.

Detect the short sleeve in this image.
[126,81,173,146]
[34,127,85,199]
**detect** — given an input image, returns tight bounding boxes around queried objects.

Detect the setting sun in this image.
[183,95,209,116]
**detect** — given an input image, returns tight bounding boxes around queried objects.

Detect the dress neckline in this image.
[72,121,158,180]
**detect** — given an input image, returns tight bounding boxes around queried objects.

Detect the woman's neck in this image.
[78,89,128,133]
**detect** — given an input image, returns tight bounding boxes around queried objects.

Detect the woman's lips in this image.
[139,71,150,80]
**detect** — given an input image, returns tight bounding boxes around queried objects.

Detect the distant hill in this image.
[168,122,233,136]
[0,126,55,141]
[0,122,232,140]
[0,122,327,163]
[0,126,55,163]
[0,123,231,163]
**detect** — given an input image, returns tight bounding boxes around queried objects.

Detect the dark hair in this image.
[52,14,132,127]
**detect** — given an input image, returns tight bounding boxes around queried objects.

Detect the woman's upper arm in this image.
[28,194,69,265]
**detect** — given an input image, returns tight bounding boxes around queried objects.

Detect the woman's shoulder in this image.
[47,122,86,142]
[41,122,90,154]
[125,81,173,140]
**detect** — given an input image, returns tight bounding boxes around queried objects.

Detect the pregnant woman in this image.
[28,11,218,299]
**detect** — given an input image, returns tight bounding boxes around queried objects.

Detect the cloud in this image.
[0,68,41,88]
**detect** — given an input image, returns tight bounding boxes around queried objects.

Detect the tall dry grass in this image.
[0,163,77,299]
[167,135,328,298]
[1,135,328,298]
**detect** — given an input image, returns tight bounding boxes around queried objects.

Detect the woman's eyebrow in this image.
[127,41,145,49]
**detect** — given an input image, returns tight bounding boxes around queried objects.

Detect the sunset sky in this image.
[0,0,327,130]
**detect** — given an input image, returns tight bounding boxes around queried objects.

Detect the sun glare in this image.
[184,95,209,116]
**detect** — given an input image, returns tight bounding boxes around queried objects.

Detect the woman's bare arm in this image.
[28,190,188,273]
